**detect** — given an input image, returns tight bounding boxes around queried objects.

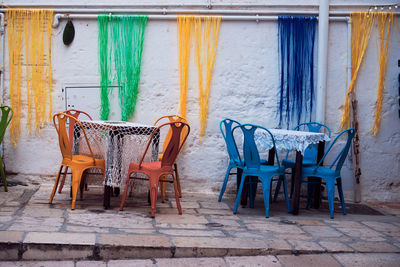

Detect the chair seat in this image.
[243,165,285,176]
[302,165,340,179]
[282,158,316,168]
[129,161,174,174]
[63,155,105,168]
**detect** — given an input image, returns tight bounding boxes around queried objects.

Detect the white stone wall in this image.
[2,0,399,202]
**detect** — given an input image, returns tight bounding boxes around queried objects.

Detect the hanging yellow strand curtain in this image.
[371,12,394,135]
[177,15,194,119]
[6,9,53,145]
[339,12,374,131]
[194,16,221,142]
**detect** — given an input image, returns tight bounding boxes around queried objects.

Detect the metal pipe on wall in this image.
[316,0,330,123]
[51,13,349,28]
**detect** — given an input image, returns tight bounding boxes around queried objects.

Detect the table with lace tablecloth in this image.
[73,120,159,208]
[254,129,330,214]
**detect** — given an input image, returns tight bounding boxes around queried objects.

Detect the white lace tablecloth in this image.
[73,120,158,187]
[254,129,330,155]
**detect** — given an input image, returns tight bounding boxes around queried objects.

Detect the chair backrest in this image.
[220,119,242,166]
[233,124,280,170]
[294,122,331,162]
[139,121,190,168]
[0,106,13,144]
[154,115,188,153]
[316,128,355,172]
[53,112,95,163]
[63,109,93,149]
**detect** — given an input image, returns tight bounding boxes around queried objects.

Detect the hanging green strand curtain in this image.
[98,15,148,121]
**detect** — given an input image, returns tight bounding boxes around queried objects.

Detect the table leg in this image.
[104,185,111,209]
[313,141,325,209]
[267,148,275,165]
[292,151,303,215]
[238,169,248,206]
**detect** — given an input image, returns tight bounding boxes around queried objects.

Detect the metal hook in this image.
[207,0,212,9]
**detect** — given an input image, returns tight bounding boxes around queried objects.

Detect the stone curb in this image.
[0,239,381,261]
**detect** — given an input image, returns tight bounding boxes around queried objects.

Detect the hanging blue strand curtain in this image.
[98,14,148,121]
[278,16,317,128]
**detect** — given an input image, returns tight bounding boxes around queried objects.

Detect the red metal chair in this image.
[153,115,188,202]
[120,121,190,217]
[58,109,93,193]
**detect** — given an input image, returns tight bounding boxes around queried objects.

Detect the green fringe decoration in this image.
[98,14,148,121]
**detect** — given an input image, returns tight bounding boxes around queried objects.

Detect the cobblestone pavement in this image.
[0,175,399,265]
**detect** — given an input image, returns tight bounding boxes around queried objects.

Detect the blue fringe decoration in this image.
[278,16,317,129]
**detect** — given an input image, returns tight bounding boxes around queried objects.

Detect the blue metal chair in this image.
[232,124,291,218]
[218,119,243,202]
[274,122,331,201]
[0,106,13,192]
[301,128,355,219]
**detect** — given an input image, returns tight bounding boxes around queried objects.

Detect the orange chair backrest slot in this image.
[161,122,189,167]
[139,121,190,168]
[63,109,93,149]
[153,115,189,153]
[53,113,73,160]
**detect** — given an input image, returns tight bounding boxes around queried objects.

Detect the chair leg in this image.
[49,166,64,204]
[326,180,336,219]
[80,170,87,200]
[58,166,69,193]
[128,177,135,197]
[172,173,182,215]
[149,175,160,217]
[218,165,233,202]
[260,176,272,218]
[0,156,7,192]
[120,172,132,211]
[160,175,167,203]
[71,169,84,210]
[233,174,247,214]
[273,176,282,202]
[248,176,258,209]
[336,177,346,215]
[281,175,292,213]
[174,163,182,198]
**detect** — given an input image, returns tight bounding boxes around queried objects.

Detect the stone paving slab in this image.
[2,254,400,266]
[1,176,400,261]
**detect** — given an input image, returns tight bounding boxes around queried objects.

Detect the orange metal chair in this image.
[49,112,105,210]
[58,109,93,193]
[120,121,190,217]
[153,115,188,202]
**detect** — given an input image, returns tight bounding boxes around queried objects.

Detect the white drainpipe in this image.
[316,0,329,123]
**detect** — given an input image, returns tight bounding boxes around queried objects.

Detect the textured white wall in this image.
[2,0,400,203]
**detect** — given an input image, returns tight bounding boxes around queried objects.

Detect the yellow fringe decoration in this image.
[194,16,221,142]
[6,9,53,146]
[371,12,394,136]
[177,15,194,119]
[339,12,375,131]
[177,15,221,142]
